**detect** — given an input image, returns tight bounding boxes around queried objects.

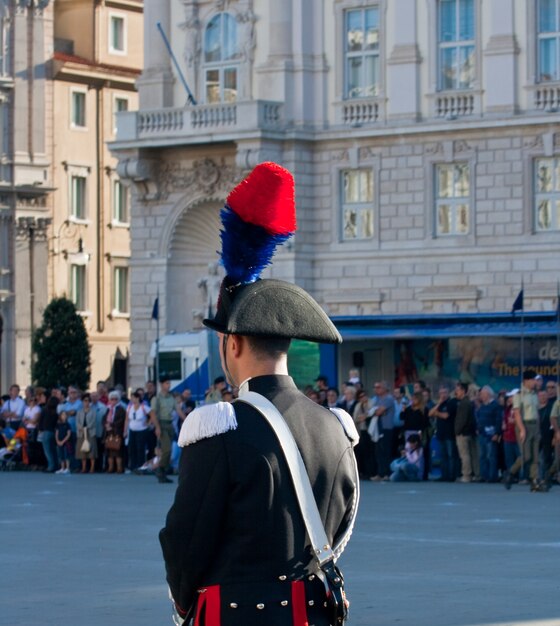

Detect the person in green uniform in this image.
[150,376,179,484]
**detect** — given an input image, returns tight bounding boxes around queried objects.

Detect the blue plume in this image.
[220,207,292,285]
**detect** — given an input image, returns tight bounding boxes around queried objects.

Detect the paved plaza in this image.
[1,472,559,626]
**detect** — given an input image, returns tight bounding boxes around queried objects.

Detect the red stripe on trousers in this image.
[194,585,221,626]
[291,580,309,626]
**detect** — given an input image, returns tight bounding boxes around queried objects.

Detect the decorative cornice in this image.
[387,44,421,66]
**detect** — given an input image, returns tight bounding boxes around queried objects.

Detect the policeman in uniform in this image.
[159,162,359,625]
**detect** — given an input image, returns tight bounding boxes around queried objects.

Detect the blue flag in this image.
[151,297,159,321]
[511,290,523,314]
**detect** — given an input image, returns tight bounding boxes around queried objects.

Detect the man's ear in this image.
[229,334,244,359]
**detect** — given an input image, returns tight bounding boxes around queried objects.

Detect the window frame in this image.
[69,263,87,313]
[113,94,129,135]
[69,174,87,221]
[202,12,240,104]
[112,178,130,226]
[534,156,560,231]
[0,6,9,78]
[70,88,87,130]
[340,167,376,241]
[434,162,471,237]
[108,13,127,56]
[536,0,560,83]
[437,0,476,91]
[112,265,130,316]
[343,6,381,100]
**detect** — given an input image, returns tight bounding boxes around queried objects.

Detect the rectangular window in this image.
[110,15,125,53]
[538,0,560,82]
[71,91,86,128]
[70,264,86,311]
[205,67,237,103]
[535,157,560,230]
[70,175,87,219]
[113,266,129,314]
[341,169,375,240]
[438,0,475,90]
[0,16,7,77]
[113,180,129,224]
[435,163,470,235]
[344,7,379,99]
[113,96,128,133]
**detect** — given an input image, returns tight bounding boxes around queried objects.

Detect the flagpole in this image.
[520,277,525,391]
[556,280,560,386]
[156,287,160,384]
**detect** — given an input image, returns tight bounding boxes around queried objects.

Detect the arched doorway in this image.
[166,199,222,335]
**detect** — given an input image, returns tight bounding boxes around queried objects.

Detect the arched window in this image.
[203,13,239,103]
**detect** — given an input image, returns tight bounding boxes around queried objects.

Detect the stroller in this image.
[0,426,28,470]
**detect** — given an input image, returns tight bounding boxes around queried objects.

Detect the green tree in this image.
[32,297,91,390]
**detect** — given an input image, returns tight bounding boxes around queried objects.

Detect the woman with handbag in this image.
[76,393,97,473]
[103,390,126,473]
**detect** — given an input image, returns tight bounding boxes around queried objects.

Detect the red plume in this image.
[226,162,297,235]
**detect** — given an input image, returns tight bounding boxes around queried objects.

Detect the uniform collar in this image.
[238,375,297,397]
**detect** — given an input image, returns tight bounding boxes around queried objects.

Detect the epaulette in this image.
[329,407,360,447]
[178,402,237,447]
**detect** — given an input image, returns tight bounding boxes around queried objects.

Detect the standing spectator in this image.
[353,389,376,480]
[455,382,480,483]
[150,376,176,484]
[144,380,157,402]
[205,376,227,404]
[55,411,72,474]
[76,394,97,473]
[181,388,196,416]
[476,386,502,482]
[392,386,408,457]
[90,391,108,472]
[338,384,358,415]
[502,390,520,475]
[22,393,41,466]
[325,387,340,409]
[39,395,59,472]
[430,386,459,482]
[371,381,395,480]
[315,374,329,393]
[504,370,541,491]
[58,385,82,470]
[0,384,25,429]
[96,381,109,405]
[402,391,429,440]
[125,391,150,472]
[537,389,554,482]
[550,387,560,482]
[103,390,126,474]
[402,391,430,479]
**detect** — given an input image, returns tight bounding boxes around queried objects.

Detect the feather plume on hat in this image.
[219,161,296,286]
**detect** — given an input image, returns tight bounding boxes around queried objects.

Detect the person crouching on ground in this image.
[390,433,424,482]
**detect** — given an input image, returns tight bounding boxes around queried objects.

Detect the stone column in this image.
[386,0,421,121]
[136,0,174,109]
[483,0,518,114]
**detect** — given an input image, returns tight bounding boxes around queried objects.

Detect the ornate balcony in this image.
[115,100,284,146]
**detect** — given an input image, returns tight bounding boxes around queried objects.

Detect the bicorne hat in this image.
[203,162,341,344]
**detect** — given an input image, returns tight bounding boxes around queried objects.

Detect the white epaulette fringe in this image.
[178,402,238,447]
[329,407,360,447]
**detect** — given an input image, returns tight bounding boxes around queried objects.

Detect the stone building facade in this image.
[0,0,53,391]
[112,0,560,391]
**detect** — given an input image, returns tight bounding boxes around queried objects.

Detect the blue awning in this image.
[332,312,559,340]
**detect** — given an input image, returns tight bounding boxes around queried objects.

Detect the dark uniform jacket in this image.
[159,375,359,626]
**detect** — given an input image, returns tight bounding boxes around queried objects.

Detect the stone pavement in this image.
[1,472,559,626]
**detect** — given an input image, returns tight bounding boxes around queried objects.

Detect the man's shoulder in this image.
[178,402,237,446]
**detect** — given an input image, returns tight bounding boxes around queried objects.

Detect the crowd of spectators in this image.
[303,368,559,492]
[1,369,558,492]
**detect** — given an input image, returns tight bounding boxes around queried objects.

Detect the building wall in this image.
[112,0,560,388]
[51,0,142,389]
